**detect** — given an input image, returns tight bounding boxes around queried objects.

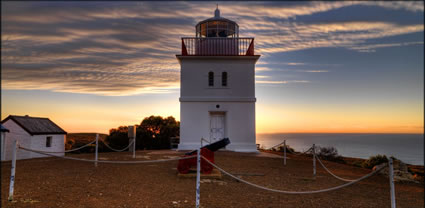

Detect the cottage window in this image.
[46,136,52,147]
[208,71,214,86]
[222,72,227,87]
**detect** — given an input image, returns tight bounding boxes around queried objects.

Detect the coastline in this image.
[261,149,424,183]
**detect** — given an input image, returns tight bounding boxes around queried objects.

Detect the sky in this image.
[1,1,424,134]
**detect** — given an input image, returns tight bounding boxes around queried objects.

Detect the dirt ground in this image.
[1,150,424,208]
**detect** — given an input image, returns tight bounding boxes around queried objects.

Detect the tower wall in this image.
[177,56,259,152]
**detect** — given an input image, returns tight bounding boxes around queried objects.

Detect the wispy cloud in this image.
[297,70,329,73]
[1,1,423,95]
[286,62,306,66]
[349,41,424,52]
[256,80,310,84]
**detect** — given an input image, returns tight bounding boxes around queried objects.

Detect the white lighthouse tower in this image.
[176,7,260,152]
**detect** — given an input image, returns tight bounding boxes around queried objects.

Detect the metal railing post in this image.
[312,144,316,177]
[389,158,397,208]
[8,140,17,201]
[195,148,201,208]
[283,140,286,166]
[95,134,98,167]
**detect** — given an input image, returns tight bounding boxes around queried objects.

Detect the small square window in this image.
[46,136,52,147]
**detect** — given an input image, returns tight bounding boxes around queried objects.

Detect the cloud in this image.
[348,41,424,52]
[253,22,423,54]
[297,70,329,73]
[256,80,310,84]
[1,1,423,95]
[286,62,306,66]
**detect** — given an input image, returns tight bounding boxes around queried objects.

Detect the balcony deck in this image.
[180,37,255,56]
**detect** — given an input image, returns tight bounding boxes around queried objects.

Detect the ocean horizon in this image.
[256,133,424,166]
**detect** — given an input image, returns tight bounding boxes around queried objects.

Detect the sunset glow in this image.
[1,1,423,134]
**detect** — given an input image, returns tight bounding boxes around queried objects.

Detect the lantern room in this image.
[181,6,254,56]
[195,7,239,38]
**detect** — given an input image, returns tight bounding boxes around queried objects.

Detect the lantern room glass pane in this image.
[196,20,238,38]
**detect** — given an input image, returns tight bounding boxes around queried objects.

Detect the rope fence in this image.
[200,155,387,194]
[315,154,355,182]
[18,145,196,164]
[29,140,96,153]
[7,138,398,208]
[101,139,135,152]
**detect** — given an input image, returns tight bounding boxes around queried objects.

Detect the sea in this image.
[256,133,424,166]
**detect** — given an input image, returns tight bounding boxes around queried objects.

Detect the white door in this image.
[210,113,225,143]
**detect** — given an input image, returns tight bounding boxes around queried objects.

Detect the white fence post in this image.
[195,148,201,208]
[283,140,286,166]
[388,158,396,208]
[312,144,316,177]
[8,140,17,201]
[95,134,99,167]
[133,131,136,159]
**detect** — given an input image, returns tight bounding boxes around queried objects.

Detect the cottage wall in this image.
[2,120,32,161]
[30,134,65,158]
[1,120,65,161]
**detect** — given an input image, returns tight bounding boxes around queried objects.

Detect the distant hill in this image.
[67,133,108,143]
[66,133,108,151]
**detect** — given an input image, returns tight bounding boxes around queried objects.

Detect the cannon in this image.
[177,138,230,174]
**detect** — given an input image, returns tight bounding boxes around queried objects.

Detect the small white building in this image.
[1,115,67,161]
[177,8,260,152]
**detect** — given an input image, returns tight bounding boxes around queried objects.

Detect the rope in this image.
[266,141,285,150]
[101,139,134,152]
[18,145,196,164]
[201,138,211,147]
[315,155,355,182]
[264,141,312,155]
[27,140,96,153]
[286,146,312,155]
[201,155,386,194]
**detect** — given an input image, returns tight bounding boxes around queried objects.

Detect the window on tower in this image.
[208,71,214,86]
[222,72,227,87]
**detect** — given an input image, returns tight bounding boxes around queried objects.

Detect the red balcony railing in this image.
[181,37,255,56]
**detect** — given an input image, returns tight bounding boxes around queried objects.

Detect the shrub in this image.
[352,160,363,168]
[65,139,74,150]
[275,145,295,153]
[362,154,388,169]
[316,146,345,163]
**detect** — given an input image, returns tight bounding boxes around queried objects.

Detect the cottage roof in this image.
[1,115,67,135]
[0,124,9,132]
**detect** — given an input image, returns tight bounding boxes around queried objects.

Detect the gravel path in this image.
[1,150,423,208]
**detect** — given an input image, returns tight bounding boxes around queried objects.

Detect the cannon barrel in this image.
[185,138,230,155]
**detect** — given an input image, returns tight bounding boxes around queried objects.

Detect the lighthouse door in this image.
[209,113,225,143]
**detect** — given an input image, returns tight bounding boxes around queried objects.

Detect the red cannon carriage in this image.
[177,138,230,174]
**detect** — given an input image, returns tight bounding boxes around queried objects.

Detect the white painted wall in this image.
[1,120,65,161]
[29,134,65,158]
[180,101,256,152]
[178,56,259,152]
[180,56,257,99]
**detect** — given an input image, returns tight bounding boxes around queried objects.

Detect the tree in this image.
[137,116,180,150]
[106,116,180,150]
[105,126,130,149]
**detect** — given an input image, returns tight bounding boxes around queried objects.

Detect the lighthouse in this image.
[176,7,260,152]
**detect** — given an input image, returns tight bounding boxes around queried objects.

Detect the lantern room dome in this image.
[196,7,239,38]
